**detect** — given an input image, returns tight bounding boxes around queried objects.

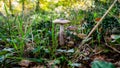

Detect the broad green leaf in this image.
[92,60,115,68]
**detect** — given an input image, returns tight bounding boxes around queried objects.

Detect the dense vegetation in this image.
[0,0,120,68]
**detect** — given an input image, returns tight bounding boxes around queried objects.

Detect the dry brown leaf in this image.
[118,0,120,3]
[115,61,120,67]
[48,60,55,66]
[67,26,77,31]
[19,60,31,67]
[67,41,74,47]
[77,33,87,39]
[32,65,45,68]
[53,65,59,68]
[25,42,34,51]
[93,55,106,61]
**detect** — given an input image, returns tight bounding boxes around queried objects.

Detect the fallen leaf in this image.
[95,18,101,22]
[111,34,120,40]
[67,26,78,31]
[115,61,120,67]
[67,41,74,47]
[32,65,45,68]
[118,0,120,3]
[77,33,87,39]
[19,60,31,67]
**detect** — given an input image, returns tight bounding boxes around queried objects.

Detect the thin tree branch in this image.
[105,43,120,54]
[79,0,118,49]
[74,0,118,59]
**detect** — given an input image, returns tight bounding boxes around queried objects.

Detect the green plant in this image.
[92,60,115,68]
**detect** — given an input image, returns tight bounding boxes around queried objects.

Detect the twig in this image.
[105,43,120,54]
[74,0,118,58]
[79,0,118,49]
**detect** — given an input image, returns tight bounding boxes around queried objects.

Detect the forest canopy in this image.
[0,0,94,15]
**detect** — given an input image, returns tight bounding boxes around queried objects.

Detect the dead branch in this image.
[105,43,120,54]
[79,0,118,49]
[74,0,118,58]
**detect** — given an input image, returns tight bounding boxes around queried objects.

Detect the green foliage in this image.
[32,20,52,46]
[58,56,68,65]
[0,0,120,67]
[0,48,14,65]
[111,35,120,44]
[92,60,115,68]
[32,46,50,58]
